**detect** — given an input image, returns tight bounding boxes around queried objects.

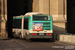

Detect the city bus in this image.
[12,12,53,41]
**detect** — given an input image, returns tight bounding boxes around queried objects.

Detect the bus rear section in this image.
[26,15,53,40]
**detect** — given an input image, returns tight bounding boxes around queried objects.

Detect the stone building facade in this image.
[0,0,8,38]
[0,0,67,38]
[33,0,67,33]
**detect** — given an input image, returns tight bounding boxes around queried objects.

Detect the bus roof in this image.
[13,12,51,18]
[13,15,31,18]
[25,12,43,16]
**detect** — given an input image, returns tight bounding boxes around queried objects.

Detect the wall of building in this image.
[33,0,67,33]
[67,0,75,33]
[0,0,8,38]
[0,0,1,33]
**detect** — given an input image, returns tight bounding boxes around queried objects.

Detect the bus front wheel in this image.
[26,36,31,42]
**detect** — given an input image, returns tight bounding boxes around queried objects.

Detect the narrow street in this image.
[0,39,75,50]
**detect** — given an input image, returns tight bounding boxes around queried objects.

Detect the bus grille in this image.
[43,22,50,30]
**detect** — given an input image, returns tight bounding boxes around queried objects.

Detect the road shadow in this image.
[53,25,66,33]
[29,39,54,42]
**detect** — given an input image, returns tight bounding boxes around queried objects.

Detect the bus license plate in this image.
[39,33,44,35]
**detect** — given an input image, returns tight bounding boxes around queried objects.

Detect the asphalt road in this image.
[0,39,75,50]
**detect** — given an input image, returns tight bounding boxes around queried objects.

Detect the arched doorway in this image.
[67,0,75,34]
[7,0,33,38]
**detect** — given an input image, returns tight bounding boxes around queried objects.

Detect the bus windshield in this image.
[33,15,49,21]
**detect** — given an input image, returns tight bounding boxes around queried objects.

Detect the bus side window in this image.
[24,19,28,29]
[16,19,21,29]
[12,19,16,28]
[13,19,21,29]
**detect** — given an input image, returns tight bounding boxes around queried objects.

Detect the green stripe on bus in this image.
[24,17,31,19]
[50,16,53,30]
[13,17,22,19]
[33,21,50,22]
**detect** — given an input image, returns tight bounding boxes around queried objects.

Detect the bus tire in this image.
[26,39,31,42]
[26,36,31,42]
[13,31,17,39]
[26,38,31,42]
[50,38,55,42]
[13,34,16,38]
[20,35,22,39]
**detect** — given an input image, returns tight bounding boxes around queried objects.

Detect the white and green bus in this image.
[12,12,53,41]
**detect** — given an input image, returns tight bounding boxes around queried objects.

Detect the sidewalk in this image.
[55,41,75,46]
[0,37,10,40]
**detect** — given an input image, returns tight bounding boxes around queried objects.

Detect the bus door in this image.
[22,18,29,37]
[24,19,29,30]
